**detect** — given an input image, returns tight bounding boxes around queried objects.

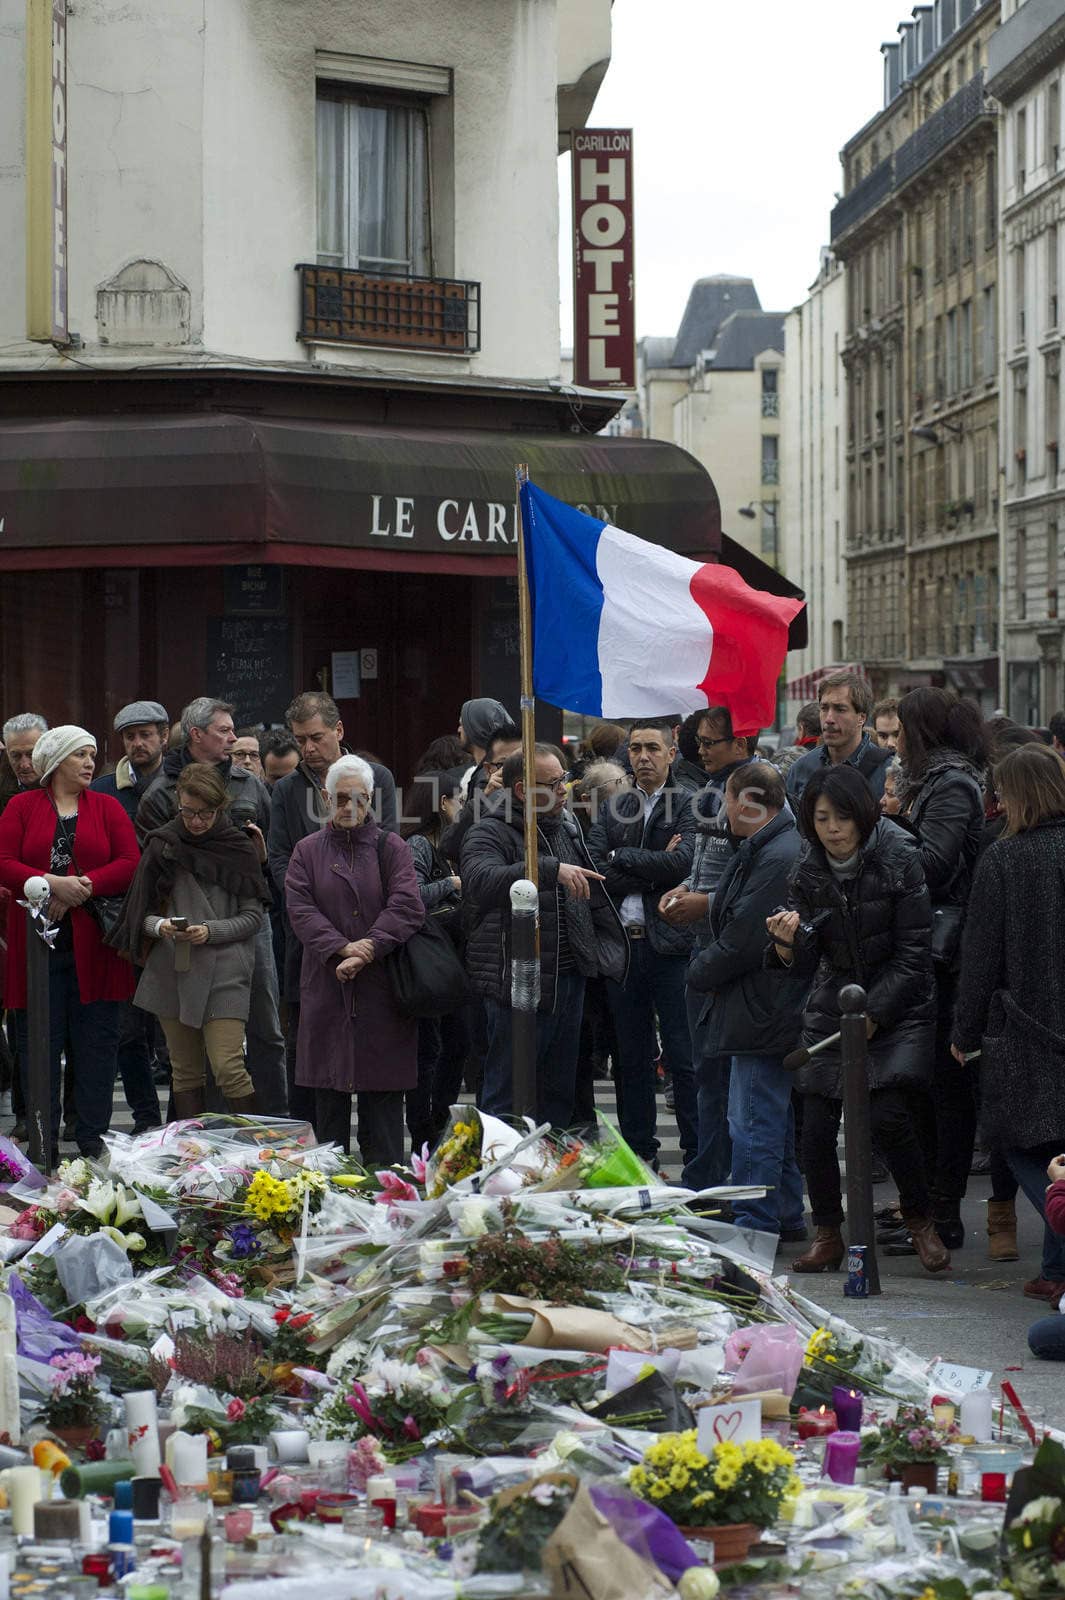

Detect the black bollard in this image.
[839,982,881,1295]
[509,879,539,1120]
[23,881,52,1173]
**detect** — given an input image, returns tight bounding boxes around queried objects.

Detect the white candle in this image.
[77,1499,92,1548]
[167,1430,208,1487]
[365,1475,396,1503]
[124,1390,161,1477]
[5,1467,44,1536]
[269,1429,309,1465]
[960,1388,994,1443]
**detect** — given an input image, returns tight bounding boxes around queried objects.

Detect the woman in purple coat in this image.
[284,755,424,1164]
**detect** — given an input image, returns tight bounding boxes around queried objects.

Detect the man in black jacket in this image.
[588,720,698,1168]
[688,762,807,1236]
[268,690,398,1125]
[461,744,626,1129]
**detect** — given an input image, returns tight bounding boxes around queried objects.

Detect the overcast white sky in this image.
[559,0,913,344]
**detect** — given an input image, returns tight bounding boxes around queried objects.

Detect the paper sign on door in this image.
[696,1397,762,1451]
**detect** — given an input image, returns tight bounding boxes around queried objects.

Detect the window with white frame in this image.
[316,87,431,276]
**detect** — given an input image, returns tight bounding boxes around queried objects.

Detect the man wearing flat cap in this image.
[92,701,169,823]
[92,701,169,1135]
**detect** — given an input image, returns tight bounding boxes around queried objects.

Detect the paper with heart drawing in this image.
[696,1396,762,1450]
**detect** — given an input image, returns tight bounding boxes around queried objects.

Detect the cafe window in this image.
[316,87,431,276]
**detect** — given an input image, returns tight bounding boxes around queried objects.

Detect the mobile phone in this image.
[170,916,189,932]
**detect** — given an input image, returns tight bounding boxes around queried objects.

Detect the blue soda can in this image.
[843,1244,869,1298]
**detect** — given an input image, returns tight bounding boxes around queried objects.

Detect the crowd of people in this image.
[1,674,1065,1357]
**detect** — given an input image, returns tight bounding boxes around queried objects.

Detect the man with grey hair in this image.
[0,713,48,816]
[136,696,285,1113]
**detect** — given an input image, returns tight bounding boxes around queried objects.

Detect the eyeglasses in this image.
[483,759,503,772]
[178,806,218,822]
[696,735,731,749]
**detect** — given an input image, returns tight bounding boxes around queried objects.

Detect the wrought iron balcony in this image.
[830,74,990,246]
[830,157,895,244]
[297,265,481,355]
[895,73,989,187]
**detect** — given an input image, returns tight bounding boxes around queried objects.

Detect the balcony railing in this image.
[830,73,989,245]
[895,72,988,187]
[761,392,780,417]
[297,265,481,355]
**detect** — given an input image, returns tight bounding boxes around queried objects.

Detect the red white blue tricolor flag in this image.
[519,480,805,736]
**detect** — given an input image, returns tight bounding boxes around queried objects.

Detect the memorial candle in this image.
[823,1430,861,1484]
[796,1405,838,1439]
[832,1387,864,1432]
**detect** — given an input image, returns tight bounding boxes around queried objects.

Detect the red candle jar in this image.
[81,1553,112,1587]
[796,1406,839,1439]
[316,1493,360,1524]
[981,1472,1007,1503]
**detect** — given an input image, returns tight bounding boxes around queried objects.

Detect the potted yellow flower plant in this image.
[628,1432,799,1565]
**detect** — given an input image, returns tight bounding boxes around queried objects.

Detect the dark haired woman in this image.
[952,743,1065,1307]
[401,771,468,1153]
[767,765,947,1274]
[109,762,267,1118]
[890,686,987,1251]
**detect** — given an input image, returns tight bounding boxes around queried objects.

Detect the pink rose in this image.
[226,1399,246,1421]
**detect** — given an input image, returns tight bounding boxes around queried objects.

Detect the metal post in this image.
[839,982,881,1295]
[509,879,539,1120]
[22,877,52,1173]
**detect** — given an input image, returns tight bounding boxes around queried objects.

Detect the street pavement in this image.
[778,1177,1065,1431]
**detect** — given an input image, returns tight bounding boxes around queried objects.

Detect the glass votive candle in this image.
[981,1472,1007,1503]
[167,1496,209,1540]
[223,1508,254,1543]
[208,1467,233,1506]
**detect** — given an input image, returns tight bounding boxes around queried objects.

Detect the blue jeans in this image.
[117,1002,162,1129]
[15,950,120,1156]
[606,939,698,1165]
[482,971,586,1129]
[1005,1144,1065,1281]
[728,1052,805,1235]
[1029,1314,1065,1359]
[682,985,732,1188]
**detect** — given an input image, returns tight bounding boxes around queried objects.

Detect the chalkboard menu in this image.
[207,616,290,726]
[477,579,521,712]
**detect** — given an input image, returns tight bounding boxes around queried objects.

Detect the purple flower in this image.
[227,1222,260,1260]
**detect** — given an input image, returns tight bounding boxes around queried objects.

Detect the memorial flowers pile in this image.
[875,1405,959,1467]
[41,1350,105,1432]
[628,1433,798,1530]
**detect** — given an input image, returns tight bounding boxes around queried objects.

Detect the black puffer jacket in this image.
[586,782,697,957]
[461,797,627,1013]
[953,817,1065,1149]
[899,753,984,968]
[781,819,935,1097]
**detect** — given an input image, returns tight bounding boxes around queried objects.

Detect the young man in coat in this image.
[461,744,626,1130]
[687,762,808,1238]
[587,720,698,1170]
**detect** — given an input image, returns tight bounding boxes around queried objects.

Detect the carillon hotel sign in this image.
[26,0,68,343]
[571,129,635,390]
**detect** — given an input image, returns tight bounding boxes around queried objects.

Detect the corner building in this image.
[0,0,732,778]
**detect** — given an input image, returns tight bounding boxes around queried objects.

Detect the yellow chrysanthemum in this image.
[649,1481,670,1500]
[714,1465,738,1491]
[669,1465,691,1491]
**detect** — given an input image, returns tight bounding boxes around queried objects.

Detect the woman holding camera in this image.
[109,763,267,1117]
[767,764,947,1275]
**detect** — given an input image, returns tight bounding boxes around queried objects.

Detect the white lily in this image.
[101,1225,132,1253]
[123,1232,147,1253]
[79,1179,117,1223]
[111,1185,143,1228]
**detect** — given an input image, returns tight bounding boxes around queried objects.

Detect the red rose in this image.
[226,1399,246,1421]
[85,1438,106,1461]
[273,1307,291,1324]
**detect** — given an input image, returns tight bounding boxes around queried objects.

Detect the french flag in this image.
[520,480,805,737]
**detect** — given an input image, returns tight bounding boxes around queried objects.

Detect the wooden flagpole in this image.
[514,464,539,889]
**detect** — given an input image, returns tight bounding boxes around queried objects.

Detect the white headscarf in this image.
[31,725,97,784]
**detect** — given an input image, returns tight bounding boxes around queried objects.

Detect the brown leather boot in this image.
[224,1094,259,1117]
[170,1087,206,1121]
[791,1226,845,1273]
[987,1199,1019,1262]
[904,1213,951,1273]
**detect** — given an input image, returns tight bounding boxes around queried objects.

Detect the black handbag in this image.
[930,903,965,966]
[50,801,126,940]
[375,834,471,1018]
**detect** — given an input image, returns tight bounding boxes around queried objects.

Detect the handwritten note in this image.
[928,1361,993,1397]
[696,1397,762,1450]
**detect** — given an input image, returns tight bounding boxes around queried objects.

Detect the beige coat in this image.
[134,866,262,1029]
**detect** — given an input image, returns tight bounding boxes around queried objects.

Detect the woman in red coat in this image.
[0,726,139,1165]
